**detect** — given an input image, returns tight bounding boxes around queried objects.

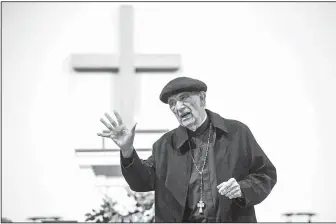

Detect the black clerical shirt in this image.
[182,115,219,222]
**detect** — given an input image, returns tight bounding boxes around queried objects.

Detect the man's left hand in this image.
[217,178,242,199]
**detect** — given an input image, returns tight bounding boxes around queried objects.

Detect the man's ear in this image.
[200,91,206,107]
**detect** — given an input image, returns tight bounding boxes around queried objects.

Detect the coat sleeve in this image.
[120,143,156,192]
[235,125,277,208]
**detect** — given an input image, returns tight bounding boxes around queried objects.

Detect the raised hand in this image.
[97,110,137,158]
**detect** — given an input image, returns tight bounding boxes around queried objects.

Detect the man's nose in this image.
[175,101,185,111]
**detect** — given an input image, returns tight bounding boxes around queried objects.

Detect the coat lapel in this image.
[214,130,231,186]
[214,130,234,222]
[164,140,191,219]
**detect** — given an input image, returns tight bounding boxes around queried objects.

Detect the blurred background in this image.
[2,2,336,222]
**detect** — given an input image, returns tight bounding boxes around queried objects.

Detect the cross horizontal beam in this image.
[75,148,151,153]
[71,54,181,72]
[102,129,169,134]
[75,148,151,166]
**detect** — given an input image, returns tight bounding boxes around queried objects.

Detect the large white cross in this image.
[71,5,181,128]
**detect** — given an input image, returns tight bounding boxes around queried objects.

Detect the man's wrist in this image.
[121,148,134,158]
[121,149,135,169]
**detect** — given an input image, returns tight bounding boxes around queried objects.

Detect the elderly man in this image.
[98,77,277,222]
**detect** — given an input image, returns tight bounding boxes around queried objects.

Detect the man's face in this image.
[167,91,206,129]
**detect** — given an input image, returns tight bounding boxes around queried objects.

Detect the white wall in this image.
[2,2,336,222]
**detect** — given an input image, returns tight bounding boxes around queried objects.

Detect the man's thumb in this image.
[131,123,137,134]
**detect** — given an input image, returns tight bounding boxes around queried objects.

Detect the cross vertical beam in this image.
[117,5,136,128]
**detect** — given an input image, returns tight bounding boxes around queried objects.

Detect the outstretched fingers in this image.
[113,110,124,126]
[104,112,118,128]
[97,132,111,138]
[100,118,114,131]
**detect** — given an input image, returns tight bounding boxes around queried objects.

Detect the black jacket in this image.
[121,109,277,222]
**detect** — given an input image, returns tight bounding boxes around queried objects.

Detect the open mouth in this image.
[180,112,191,119]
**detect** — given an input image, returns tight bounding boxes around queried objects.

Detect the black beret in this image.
[159,77,207,104]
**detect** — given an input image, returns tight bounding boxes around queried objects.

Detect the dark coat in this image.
[121,109,277,222]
